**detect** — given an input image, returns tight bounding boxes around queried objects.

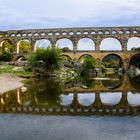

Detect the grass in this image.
[0,63,34,78]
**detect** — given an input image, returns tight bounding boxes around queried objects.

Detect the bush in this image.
[83,57,96,70]
[0,52,13,62]
[81,57,96,76]
[28,47,62,74]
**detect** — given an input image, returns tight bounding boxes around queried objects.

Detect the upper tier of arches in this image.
[7,27,140,38]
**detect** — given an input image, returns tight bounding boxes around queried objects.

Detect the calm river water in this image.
[0,74,140,140]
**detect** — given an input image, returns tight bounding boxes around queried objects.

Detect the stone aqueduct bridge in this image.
[0,26,140,70]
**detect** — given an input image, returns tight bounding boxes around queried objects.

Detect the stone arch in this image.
[17,39,31,53]
[100,92,122,106]
[125,30,131,34]
[28,33,33,37]
[69,32,74,35]
[100,37,122,51]
[91,31,96,35]
[15,55,27,61]
[61,54,72,61]
[98,31,103,34]
[78,93,95,106]
[105,31,110,35]
[77,38,95,50]
[102,54,123,68]
[112,30,117,35]
[0,95,6,105]
[133,30,138,34]
[0,39,14,52]
[34,39,51,52]
[77,31,82,35]
[127,37,140,50]
[83,31,89,35]
[10,33,16,37]
[119,30,124,34]
[127,92,140,107]
[56,38,73,51]
[78,54,94,62]
[17,89,24,105]
[41,32,46,36]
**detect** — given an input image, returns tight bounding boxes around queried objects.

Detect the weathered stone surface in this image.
[0,26,140,70]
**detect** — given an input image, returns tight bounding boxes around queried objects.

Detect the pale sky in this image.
[0,0,140,50]
[0,0,140,30]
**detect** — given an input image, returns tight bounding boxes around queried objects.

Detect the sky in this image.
[0,0,140,50]
[0,0,140,30]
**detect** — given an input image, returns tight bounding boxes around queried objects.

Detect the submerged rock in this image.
[59,67,78,80]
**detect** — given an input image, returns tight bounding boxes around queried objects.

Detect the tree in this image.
[28,47,62,75]
[81,57,96,76]
[19,40,31,53]
[0,52,13,61]
[83,57,96,70]
[62,47,72,52]
[130,54,140,68]
[2,40,14,53]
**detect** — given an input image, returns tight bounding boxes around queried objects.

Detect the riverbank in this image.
[0,74,24,94]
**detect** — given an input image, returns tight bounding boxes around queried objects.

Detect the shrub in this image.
[81,57,96,76]
[0,52,13,62]
[28,47,62,74]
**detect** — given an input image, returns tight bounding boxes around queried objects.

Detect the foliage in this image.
[2,40,14,53]
[81,57,96,76]
[28,47,62,74]
[130,75,140,89]
[0,52,13,62]
[83,57,96,70]
[24,79,62,107]
[62,47,72,52]
[131,47,140,51]
[102,55,121,69]
[130,54,140,68]
[19,40,31,53]
[0,64,33,78]
[101,63,106,73]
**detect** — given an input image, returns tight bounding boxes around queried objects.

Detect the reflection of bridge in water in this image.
[0,80,140,116]
[63,75,139,93]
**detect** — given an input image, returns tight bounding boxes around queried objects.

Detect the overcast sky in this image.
[1,0,140,50]
[0,0,140,31]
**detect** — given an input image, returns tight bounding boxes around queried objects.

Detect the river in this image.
[0,74,140,140]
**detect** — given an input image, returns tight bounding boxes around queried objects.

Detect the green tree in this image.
[28,47,62,75]
[19,40,31,53]
[2,40,14,53]
[81,57,96,76]
[0,52,13,61]
[130,54,140,68]
[83,57,96,70]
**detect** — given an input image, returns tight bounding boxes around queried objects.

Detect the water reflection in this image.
[128,92,140,107]
[100,92,122,106]
[102,74,122,89]
[0,74,140,116]
[60,93,73,106]
[78,93,95,106]
[130,75,140,89]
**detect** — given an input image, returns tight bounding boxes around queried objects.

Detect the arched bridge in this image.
[0,26,140,70]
